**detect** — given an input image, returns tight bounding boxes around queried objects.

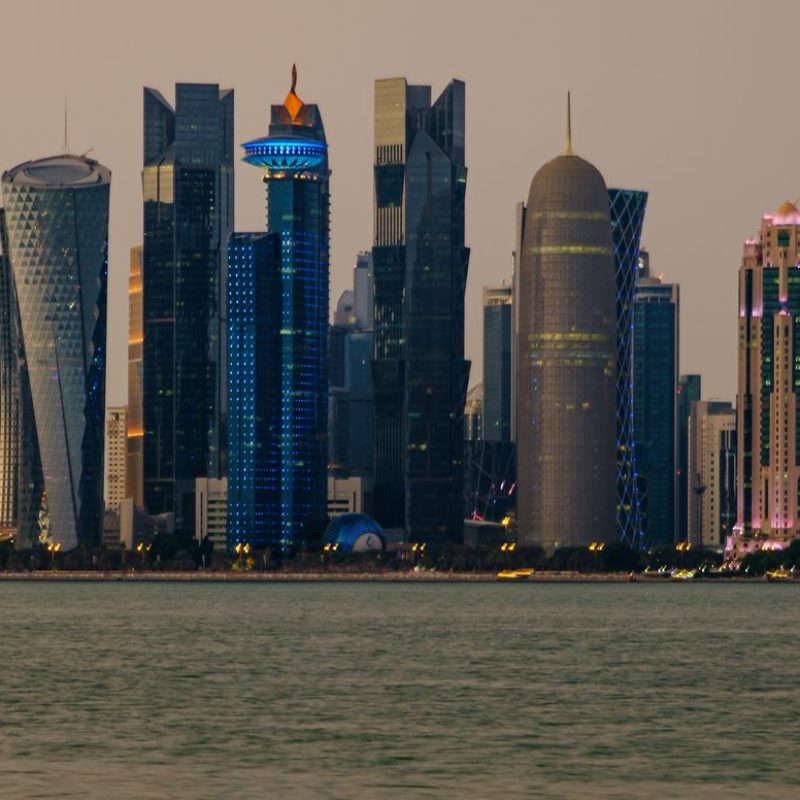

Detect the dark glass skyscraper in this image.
[142,84,233,529]
[372,78,470,542]
[516,131,617,549]
[483,283,512,442]
[633,276,679,548]
[238,69,329,552]
[1,155,110,549]
[608,188,648,549]
[677,373,701,539]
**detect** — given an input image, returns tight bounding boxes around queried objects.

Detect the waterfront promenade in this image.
[0,570,754,582]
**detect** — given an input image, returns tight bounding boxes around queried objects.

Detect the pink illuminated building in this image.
[735,201,800,548]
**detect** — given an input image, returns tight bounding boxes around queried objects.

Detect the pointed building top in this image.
[284,63,304,122]
[63,97,69,155]
[564,91,574,156]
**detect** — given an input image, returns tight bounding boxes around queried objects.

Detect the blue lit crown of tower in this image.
[243,66,327,178]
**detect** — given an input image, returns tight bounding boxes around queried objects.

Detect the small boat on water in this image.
[766,567,794,582]
[670,568,697,581]
[497,568,535,582]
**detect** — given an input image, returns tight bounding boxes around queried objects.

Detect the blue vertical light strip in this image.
[238,94,329,555]
[608,189,648,550]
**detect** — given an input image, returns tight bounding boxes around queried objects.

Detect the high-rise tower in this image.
[1,154,110,549]
[633,273,679,548]
[142,84,233,529]
[235,68,329,552]
[127,245,143,507]
[516,106,617,549]
[608,188,648,548]
[483,283,512,442]
[736,202,800,543]
[372,77,470,542]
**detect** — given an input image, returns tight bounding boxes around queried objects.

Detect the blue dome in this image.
[323,514,385,553]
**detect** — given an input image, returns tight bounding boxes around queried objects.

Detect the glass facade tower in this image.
[677,373,701,539]
[608,188,648,549]
[142,84,233,529]
[227,233,281,550]
[372,78,470,542]
[633,276,679,548]
[483,283,512,442]
[1,155,110,549]
[127,246,143,507]
[239,69,329,552]
[516,145,617,549]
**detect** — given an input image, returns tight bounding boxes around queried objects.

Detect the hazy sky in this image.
[1,0,798,406]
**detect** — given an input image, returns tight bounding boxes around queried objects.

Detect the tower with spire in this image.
[515,96,617,549]
[231,67,330,554]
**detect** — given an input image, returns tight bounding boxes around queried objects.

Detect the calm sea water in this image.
[0,581,797,799]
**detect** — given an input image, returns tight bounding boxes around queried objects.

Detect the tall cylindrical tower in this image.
[516,143,617,549]
[2,155,110,549]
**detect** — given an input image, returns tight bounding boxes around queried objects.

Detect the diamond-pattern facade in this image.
[608,188,648,550]
[1,156,109,549]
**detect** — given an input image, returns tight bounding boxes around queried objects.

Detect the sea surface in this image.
[0,581,797,799]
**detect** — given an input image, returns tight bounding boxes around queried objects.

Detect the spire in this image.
[284,63,304,122]
[564,91,573,156]
[63,96,69,155]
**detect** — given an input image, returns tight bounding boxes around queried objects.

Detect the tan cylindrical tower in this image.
[516,150,617,549]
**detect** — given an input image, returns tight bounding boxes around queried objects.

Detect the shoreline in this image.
[0,570,773,583]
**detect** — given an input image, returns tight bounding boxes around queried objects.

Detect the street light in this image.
[589,542,605,571]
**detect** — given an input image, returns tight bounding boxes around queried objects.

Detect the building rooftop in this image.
[3,154,110,188]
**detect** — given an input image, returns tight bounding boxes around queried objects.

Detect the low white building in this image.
[195,477,227,548]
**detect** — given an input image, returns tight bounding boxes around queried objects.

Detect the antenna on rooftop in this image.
[564,91,574,156]
[63,96,69,155]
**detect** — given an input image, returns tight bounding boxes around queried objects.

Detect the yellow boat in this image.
[766,567,793,582]
[497,568,534,581]
[670,568,696,581]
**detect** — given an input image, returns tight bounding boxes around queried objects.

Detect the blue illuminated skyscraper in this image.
[227,233,280,549]
[608,188,648,549]
[1,155,110,549]
[238,67,329,552]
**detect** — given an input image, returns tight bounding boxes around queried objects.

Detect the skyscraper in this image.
[372,77,470,542]
[516,111,617,549]
[677,374,701,539]
[633,274,679,548]
[608,188,648,548]
[688,401,736,548]
[0,210,18,538]
[483,283,512,442]
[237,68,329,552]
[1,154,110,549]
[104,407,127,512]
[329,270,375,478]
[142,83,233,529]
[127,245,143,507]
[736,202,800,544]
[226,233,281,551]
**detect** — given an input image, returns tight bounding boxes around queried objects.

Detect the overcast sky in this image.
[1,0,798,407]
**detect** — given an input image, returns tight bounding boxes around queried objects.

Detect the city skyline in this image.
[2,0,797,413]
